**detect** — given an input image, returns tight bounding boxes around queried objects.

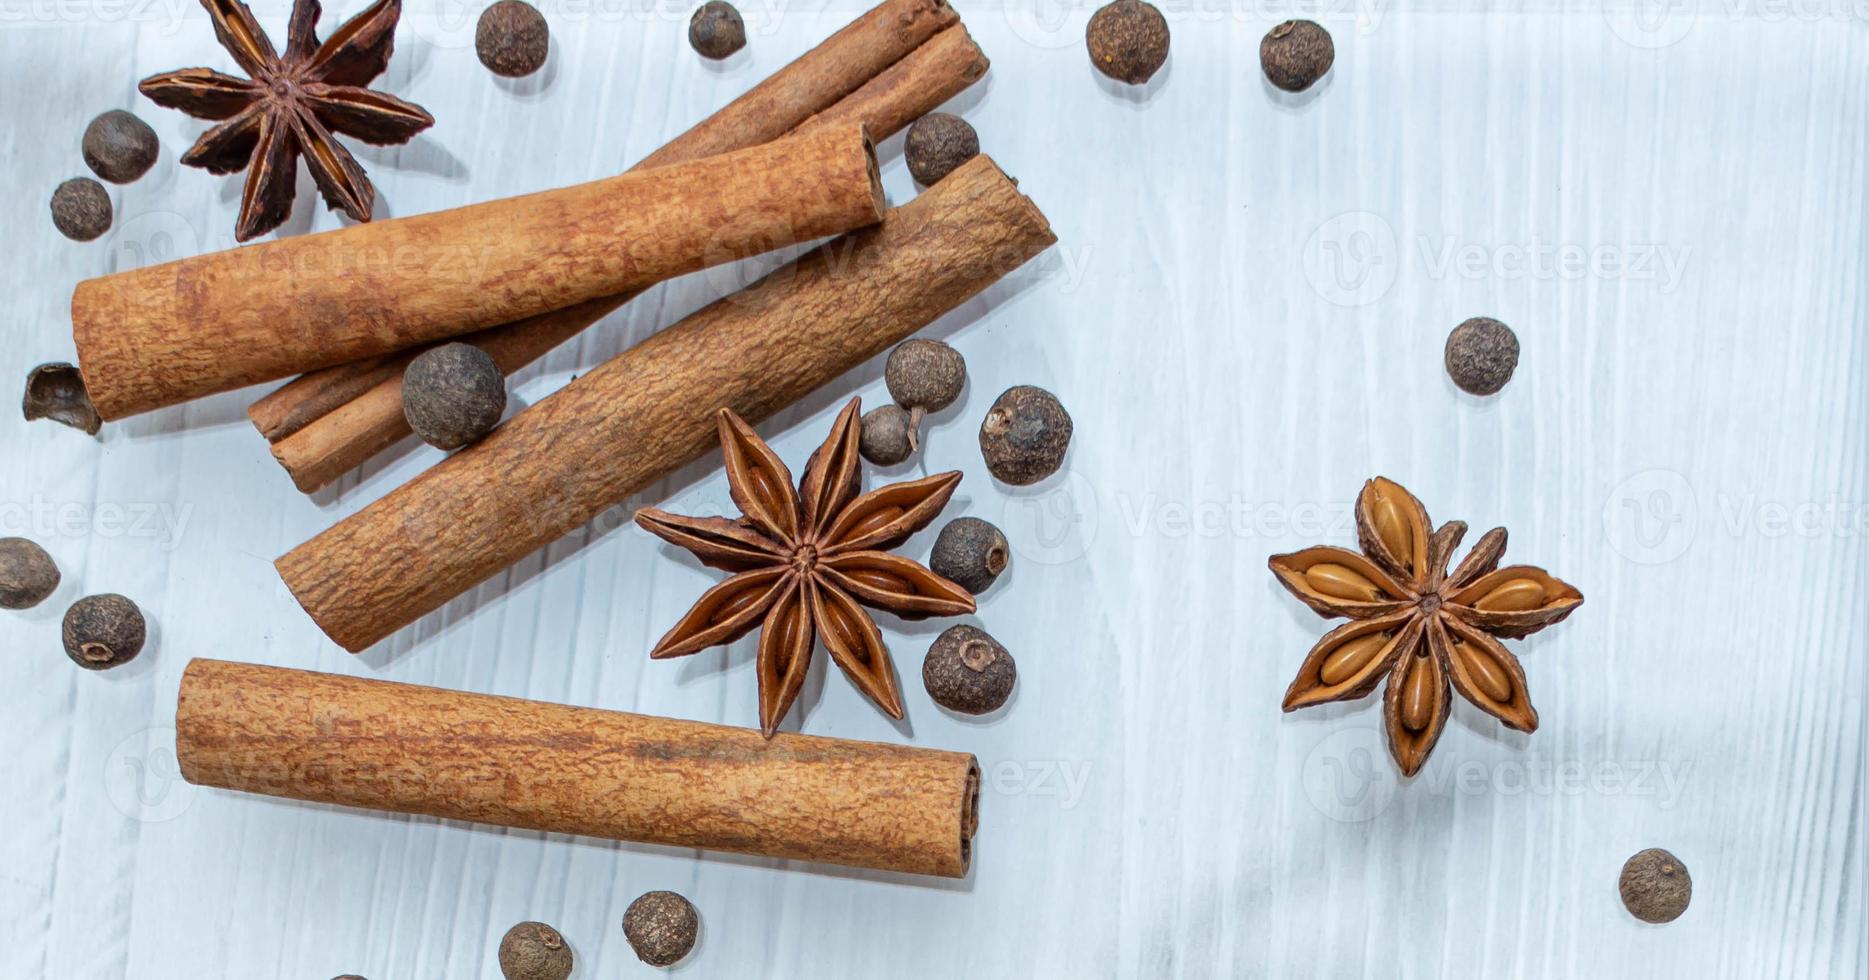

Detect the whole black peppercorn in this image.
[23,362,102,435]
[498,921,573,980]
[859,404,916,466]
[1619,848,1692,923]
[63,593,146,670]
[929,518,1008,595]
[1444,316,1521,395]
[477,0,550,78]
[923,624,1016,715]
[688,1,746,60]
[1086,0,1169,85]
[82,110,160,184]
[1260,20,1334,93]
[403,342,507,450]
[51,177,111,242]
[0,538,61,610]
[886,339,966,420]
[623,890,699,967]
[904,112,979,187]
[979,385,1072,486]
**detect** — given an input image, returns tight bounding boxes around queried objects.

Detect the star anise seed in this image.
[635,398,976,736]
[1269,477,1583,776]
[139,0,434,241]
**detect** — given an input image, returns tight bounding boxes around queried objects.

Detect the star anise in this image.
[1269,477,1583,776]
[635,398,976,736]
[139,0,434,241]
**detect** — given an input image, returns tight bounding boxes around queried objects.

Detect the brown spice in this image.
[0,538,60,610]
[623,891,699,967]
[859,404,915,465]
[1260,20,1334,92]
[979,385,1072,485]
[403,343,507,450]
[1086,0,1169,85]
[63,593,147,670]
[904,112,978,186]
[82,110,159,184]
[1445,317,1520,395]
[51,178,111,241]
[477,1,550,78]
[689,1,746,59]
[929,517,1008,594]
[497,921,572,980]
[923,624,1015,714]
[23,363,102,435]
[1620,848,1692,923]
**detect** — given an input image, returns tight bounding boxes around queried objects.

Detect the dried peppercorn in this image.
[1086,0,1169,85]
[1620,848,1692,923]
[859,404,915,465]
[51,177,111,242]
[886,338,966,421]
[930,518,1008,595]
[23,363,102,435]
[403,342,507,450]
[623,891,699,967]
[1260,20,1334,93]
[979,385,1072,486]
[63,593,146,670]
[1444,317,1520,395]
[82,110,159,184]
[688,1,746,60]
[923,624,1016,714]
[0,538,61,610]
[477,1,549,78]
[497,921,573,980]
[904,113,979,187]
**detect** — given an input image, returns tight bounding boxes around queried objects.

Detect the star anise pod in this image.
[139,0,434,241]
[635,398,976,736]
[1269,477,1584,776]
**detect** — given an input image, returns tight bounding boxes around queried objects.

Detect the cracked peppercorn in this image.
[859,404,915,466]
[403,342,507,450]
[0,538,60,610]
[63,593,145,670]
[980,385,1072,486]
[51,177,111,241]
[1620,848,1692,923]
[923,625,1016,714]
[23,362,102,435]
[623,891,699,967]
[82,110,159,184]
[930,518,1009,595]
[688,1,746,60]
[1444,317,1520,395]
[477,1,550,77]
[904,113,979,187]
[1086,0,1169,85]
[1260,20,1334,93]
[498,921,573,980]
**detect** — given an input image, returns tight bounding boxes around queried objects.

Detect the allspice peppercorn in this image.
[477,0,550,77]
[0,537,61,610]
[1444,316,1520,395]
[51,177,111,242]
[1260,20,1335,93]
[1619,848,1692,923]
[623,891,699,967]
[23,362,102,435]
[904,112,979,187]
[929,518,1009,595]
[886,338,966,423]
[403,342,507,450]
[497,921,573,980]
[688,1,746,60]
[1086,0,1169,85]
[859,404,915,466]
[82,110,159,184]
[979,385,1073,486]
[63,593,146,670]
[923,625,1016,715]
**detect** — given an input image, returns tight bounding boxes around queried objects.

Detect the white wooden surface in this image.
[1,2,1864,977]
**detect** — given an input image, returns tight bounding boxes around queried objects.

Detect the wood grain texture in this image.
[176,659,979,877]
[258,21,990,493]
[277,154,1055,651]
[72,125,885,420]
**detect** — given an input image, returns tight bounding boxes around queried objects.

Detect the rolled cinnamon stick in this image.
[73,125,884,420]
[254,22,990,491]
[279,155,1054,651]
[176,659,980,878]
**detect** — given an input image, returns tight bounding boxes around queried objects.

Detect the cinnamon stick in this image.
[176,659,980,878]
[279,155,1054,652]
[73,125,884,421]
[252,20,988,489]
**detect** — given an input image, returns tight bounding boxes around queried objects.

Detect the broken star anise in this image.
[1269,477,1583,776]
[635,398,976,737]
[139,0,434,242]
